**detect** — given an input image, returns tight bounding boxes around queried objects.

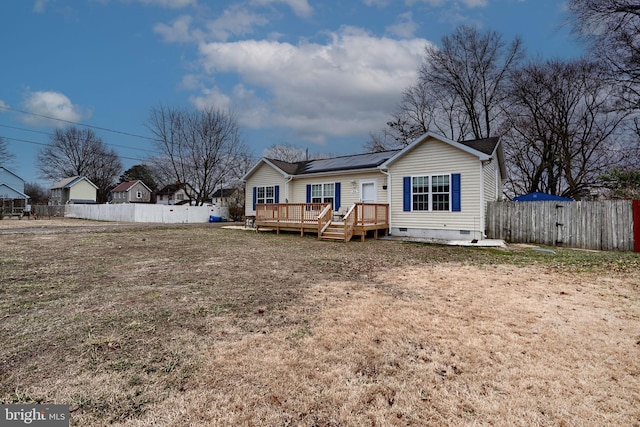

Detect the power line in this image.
[0,135,147,163]
[0,104,156,141]
[0,124,158,155]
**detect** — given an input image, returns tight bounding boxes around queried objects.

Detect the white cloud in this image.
[407,0,487,8]
[250,0,313,18]
[386,12,419,38]
[21,91,89,127]
[194,27,429,143]
[154,15,195,42]
[154,6,269,43]
[205,5,269,41]
[33,0,49,13]
[137,0,197,8]
[0,100,8,110]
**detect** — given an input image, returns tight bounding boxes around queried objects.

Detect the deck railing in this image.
[256,203,328,223]
[342,203,357,242]
[317,204,333,238]
[355,203,389,225]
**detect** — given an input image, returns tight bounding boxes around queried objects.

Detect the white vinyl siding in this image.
[290,172,388,212]
[69,180,98,202]
[388,137,482,233]
[482,157,500,204]
[244,162,288,216]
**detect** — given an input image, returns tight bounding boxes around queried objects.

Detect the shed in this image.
[514,192,573,202]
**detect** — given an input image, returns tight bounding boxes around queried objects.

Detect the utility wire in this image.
[1,135,146,163]
[0,105,156,141]
[0,124,158,154]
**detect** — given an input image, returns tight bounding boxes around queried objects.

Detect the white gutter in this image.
[380,168,392,235]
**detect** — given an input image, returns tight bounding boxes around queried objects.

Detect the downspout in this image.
[284,175,293,203]
[380,168,391,235]
[479,160,486,240]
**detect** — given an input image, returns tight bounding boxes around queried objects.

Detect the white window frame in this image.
[411,174,451,212]
[310,183,334,206]
[256,185,275,204]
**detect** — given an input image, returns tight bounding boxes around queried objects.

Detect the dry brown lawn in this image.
[0,221,639,426]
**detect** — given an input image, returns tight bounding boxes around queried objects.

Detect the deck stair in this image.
[319,222,346,241]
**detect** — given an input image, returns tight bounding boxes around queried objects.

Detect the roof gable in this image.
[0,166,26,183]
[0,183,29,199]
[381,132,497,168]
[111,180,151,193]
[51,176,98,190]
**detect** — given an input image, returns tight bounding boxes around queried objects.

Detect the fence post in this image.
[634,200,640,253]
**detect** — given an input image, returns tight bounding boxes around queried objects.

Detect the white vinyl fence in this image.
[65,204,229,224]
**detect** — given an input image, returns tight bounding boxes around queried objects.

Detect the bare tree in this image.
[263,143,308,162]
[501,59,627,199]
[146,105,249,205]
[568,1,640,103]
[0,136,15,166]
[24,182,49,205]
[37,127,122,203]
[420,26,524,141]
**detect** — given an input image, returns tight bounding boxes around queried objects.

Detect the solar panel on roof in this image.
[301,150,399,174]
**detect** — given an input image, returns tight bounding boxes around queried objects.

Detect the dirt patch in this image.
[0,225,638,426]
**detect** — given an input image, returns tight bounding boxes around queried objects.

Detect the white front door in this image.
[361,181,376,203]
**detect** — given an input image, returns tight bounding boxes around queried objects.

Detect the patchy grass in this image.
[0,224,639,426]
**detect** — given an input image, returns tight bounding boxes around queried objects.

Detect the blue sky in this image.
[0,0,583,185]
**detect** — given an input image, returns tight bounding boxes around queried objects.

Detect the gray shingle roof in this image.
[458,137,500,155]
[267,150,400,176]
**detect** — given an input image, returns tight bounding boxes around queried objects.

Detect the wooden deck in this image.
[254,203,389,242]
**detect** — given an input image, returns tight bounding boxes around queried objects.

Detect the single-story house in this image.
[242,132,506,241]
[111,180,152,203]
[156,182,196,205]
[49,176,98,205]
[0,166,30,216]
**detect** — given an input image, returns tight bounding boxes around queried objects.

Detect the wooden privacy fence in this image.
[486,200,640,252]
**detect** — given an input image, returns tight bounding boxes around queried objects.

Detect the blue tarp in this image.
[513,192,573,202]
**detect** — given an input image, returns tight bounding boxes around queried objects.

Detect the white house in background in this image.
[49,176,98,205]
[156,182,196,205]
[242,132,506,241]
[111,180,152,203]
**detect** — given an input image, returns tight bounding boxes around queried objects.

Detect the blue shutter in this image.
[252,187,257,211]
[452,173,461,212]
[274,185,280,204]
[334,182,341,210]
[306,185,311,203]
[403,177,411,212]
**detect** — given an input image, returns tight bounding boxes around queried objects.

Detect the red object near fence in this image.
[634,200,640,252]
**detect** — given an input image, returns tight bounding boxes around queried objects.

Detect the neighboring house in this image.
[0,166,30,216]
[49,176,98,205]
[156,182,196,205]
[242,132,506,241]
[111,180,152,204]
[211,187,242,207]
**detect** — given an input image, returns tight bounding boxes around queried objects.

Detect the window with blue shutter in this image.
[334,182,341,210]
[451,173,461,212]
[403,177,411,211]
[274,185,280,204]
[306,185,311,203]
[404,174,460,212]
[252,187,257,211]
